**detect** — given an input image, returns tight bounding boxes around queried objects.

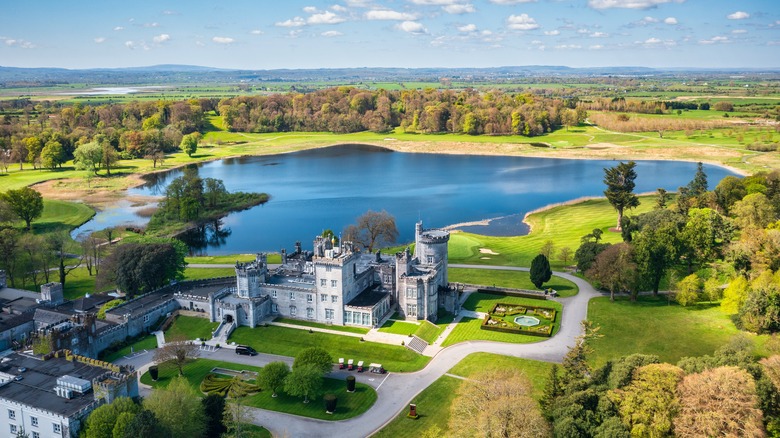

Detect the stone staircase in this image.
[406,335,428,355]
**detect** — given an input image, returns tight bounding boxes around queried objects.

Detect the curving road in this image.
[117,265,601,438]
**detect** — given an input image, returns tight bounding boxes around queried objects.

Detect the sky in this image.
[1,0,779,70]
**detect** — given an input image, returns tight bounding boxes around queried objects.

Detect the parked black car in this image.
[235,345,258,356]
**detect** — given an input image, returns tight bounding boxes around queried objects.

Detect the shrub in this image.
[324,393,337,413]
[346,375,356,392]
[149,365,159,381]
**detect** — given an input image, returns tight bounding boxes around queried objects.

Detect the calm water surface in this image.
[74,144,737,255]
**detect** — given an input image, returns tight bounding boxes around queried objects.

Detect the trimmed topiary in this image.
[149,365,159,381]
[324,393,337,414]
[346,375,356,392]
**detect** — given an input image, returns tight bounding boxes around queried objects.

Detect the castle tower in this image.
[236,253,267,298]
[414,221,450,285]
[41,282,65,305]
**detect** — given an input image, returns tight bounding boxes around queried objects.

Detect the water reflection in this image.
[178,219,233,256]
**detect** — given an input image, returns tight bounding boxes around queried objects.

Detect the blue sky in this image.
[2,0,778,69]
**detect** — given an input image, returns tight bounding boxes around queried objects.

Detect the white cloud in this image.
[276,17,306,27]
[443,4,476,14]
[303,6,318,13]
[143,22,160,28]
[543,30,560,36]
[645,37,662,44]
[308,11,346,24]
[664,17,677,24]
[345,0,371,6]
[732,29,747,34]
[589,0,684,10]
[489,0,537,4]
[250,29,264,35]
[591,31,608,37]
[124,41,136,49]
[212,36,235,44]
[94,37,106,44]
[589,44,604,50]
[321,30,343,37]
[113,26,124,31]
[507,14,539,31]
[2,38,35,48]
[727,11,749,20]
[162,10,177,15]
[288,30,303,38]
[458,23,478,32]
[152,34,170,43]
[398,21,428,35]
[577,28,589,34]
[642,16,659,23]
[331,5,348,12]
[409,0,463,4]
[699,35,729,44]
[555,44,582,49]
[366,10,418,20]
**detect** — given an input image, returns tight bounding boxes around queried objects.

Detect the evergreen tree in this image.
[603,161,639,231]
[530,254,552,289]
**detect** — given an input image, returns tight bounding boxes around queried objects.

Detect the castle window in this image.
[307,294,313,303]
[331,280,337,288]
[320,279,326,286]
[32,432,40,438]
[290,292,295,300]
[407,304,417,317]
[307,308,314,318]
[8,409,15,419]
[362,313,371,325]
[10,425,17,434]
[326,265,332,272]
[427,255,434,264]
[53,424,61,434]
[344,311,352,324]
[325,309,334,320]
[143,314,150,323]
[31,416,38,427]
[384,274,392,283]
[331,295,338,303]
[321,294,327,302]
[271,303,278,313]
[271,290,277,298]
[406,287,416,299]
[290,306,297,316]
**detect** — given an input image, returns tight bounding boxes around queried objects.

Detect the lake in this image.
[73,144,737,255]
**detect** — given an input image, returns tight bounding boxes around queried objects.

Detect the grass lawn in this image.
[449,268,579,297]
[33,199,95,233]
[102,334,158,362]
[275,317,369,335]
[229,325,429,372]
[185,253,282,265]
[376,353,553,437]
[447,195,660,269]
[441,293,562,347]
[415,321,444,344]
[379,320,419,336]
[141,359,376,421]
[182,267,235,280]
[586,295,769,367]
[166,315,219,341]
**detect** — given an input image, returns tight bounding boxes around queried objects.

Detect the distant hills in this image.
[1,64,777,86]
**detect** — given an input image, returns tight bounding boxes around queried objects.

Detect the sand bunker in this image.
[479,248,499,255]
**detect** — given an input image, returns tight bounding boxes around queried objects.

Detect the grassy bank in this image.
[449,268,578,297]
[229,325,429,372]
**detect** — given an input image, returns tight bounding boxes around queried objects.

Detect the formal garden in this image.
[481,302,557,337]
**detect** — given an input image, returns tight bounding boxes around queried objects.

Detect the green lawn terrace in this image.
[482,302,557,337]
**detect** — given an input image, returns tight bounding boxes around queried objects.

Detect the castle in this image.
[205,221,457,330]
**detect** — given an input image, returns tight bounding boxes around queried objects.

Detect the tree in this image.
[98,241,187,297]
[202,393,227,438]
[343,209,398,252]
[681,208,732,271]
[675,366,764,438]
[121,410,169,438]
[540,240,555,259]
[47,231,83,287]
[448,368,551,438]
[142,376,206,437]
[293,347,333,374]
[284,364,323,403]
[40,140,65,170]
[74,141,103,174]
[1,187,44,230]
[561,321,601,387]
[732,192,776,230]
[603,161,639,231]
[715,175,747,215]
[633,215,681,295]
[674,274,701,307]
[586,243,637,301]
[179,133,199,157]
[0,229,20,287]
[654,188,669,210]
[739,270,780,333]
[100,139,119,176]
[85,397,139,438]
[721,276,749,314]
[574,241,610,272]
[540,364,562,418]
[608,363,684,438]
[530,254,552,289]
[687,161,708,197]
[559,246,573,265]
[153,334,199,376]
[223,397,252,438]
[258,361,289,397]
